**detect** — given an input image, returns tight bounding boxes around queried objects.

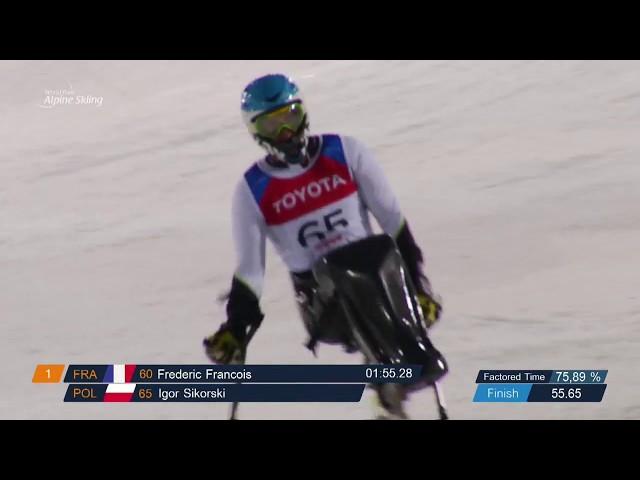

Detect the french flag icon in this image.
[103,364,137,383]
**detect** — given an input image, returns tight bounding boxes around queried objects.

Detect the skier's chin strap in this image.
[261,133,320,170]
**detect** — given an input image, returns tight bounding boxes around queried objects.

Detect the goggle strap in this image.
[250,100,303,124]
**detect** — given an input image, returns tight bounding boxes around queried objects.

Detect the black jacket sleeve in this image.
[394,221,432,294]
[224,276,264,341]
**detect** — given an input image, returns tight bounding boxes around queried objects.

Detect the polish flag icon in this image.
[103,383,136,402]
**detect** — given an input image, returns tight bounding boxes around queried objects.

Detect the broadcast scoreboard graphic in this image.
[33,364,421,402]
[473,370,608,402]
[33,364,608,404]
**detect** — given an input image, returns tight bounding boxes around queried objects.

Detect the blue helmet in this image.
[241,74,310,164]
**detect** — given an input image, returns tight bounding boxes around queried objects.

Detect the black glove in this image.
[203,323,244,364]
[205,277,264,364]
[417,290,442,328]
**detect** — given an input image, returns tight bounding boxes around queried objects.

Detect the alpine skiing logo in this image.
[38,83,104,109]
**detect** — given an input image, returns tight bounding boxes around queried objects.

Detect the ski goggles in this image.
[252,101,306,140]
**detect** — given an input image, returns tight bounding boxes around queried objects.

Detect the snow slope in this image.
[2,60,639,419]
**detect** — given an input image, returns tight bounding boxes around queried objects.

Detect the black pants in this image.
[290,270,358,354]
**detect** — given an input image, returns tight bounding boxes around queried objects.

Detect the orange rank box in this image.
[32,364,65,383]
